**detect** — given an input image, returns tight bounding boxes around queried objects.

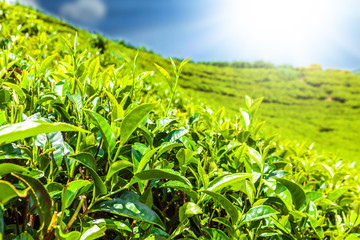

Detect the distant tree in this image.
[308,63,322,71]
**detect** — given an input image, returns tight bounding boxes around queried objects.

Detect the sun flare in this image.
[217,0,337,64]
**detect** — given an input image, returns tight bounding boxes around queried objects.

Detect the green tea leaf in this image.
[156,142,183,160]
[39,54,56,74]
[135,169,191,186]
[179,202,202,222]
[242,205,278,223]
[13,173,53,238]
[85,109,116,155]
[137,148,158,173]
[176,148,193,166]
[47,131,66,168]
[106,160,133,182]
[0,163,28,176]
[164,128,188,143]
[63,180,91,209]
[202,190,239,223]
[0,120,88,146]
[88,219,132,232]
[263,179,293,210]
[74,160,107,197]
[276,178,306,210]
[3,82,25,103]
[80,225,106,240]
[207,173,254,192]
[88,57,100,81]
[119,103,155,148]
[105,90,124,119]
[70,152,96,170]
[154,63,170,80]
[0,180,28,204]
[202,228,229,240]
[178,57,191,74]
[0,204,4,239]
[247,146,263,172]
[93,198,165,229]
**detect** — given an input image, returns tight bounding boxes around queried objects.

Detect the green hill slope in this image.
[1,3,360,239]
[113,41,360,161]
[178,63,360,160]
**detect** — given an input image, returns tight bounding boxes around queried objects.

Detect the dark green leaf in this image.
[135,169,191,186]
[0,180,28,204]
[164,128,188,143]
[88,219,132,232]
[93,198,165,229]
[70,152,96,170]
[85,109,116,155]
[276,178,306,210]
[202,228,229,240]
[74,160,107,197]
[202,190,239,223]
[0,204,4,239]
[13,173,53,237]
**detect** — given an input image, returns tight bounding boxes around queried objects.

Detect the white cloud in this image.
[60,0,107,24]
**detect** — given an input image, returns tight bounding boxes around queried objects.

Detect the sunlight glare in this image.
[218,0,336,64]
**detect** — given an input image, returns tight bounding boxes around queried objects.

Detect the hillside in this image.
[119,46,360,161]
[1,3,360,239]
[178,63,360,160]
[68,24,360,161]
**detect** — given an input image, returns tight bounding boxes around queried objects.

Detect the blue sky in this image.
[10,0,360,70]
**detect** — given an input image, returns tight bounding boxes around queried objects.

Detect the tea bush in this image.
[0,3,359,240]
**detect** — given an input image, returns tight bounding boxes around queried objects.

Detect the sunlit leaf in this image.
[119,103,156,148]
[242,205,278,223]
[0,120,88,146]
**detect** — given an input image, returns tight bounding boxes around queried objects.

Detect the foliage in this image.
[0,2,359,240]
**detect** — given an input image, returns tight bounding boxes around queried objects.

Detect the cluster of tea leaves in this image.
[0,3,360,240]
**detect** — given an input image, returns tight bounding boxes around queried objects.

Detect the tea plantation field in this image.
[104,29,360,161]
[0,2,359,239]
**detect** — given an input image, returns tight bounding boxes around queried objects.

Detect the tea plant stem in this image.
[14,207,20,235]
[63,195,86,233]
[129,53,138,100]
[130,71,135,100]
[113,143,122,162]
[22,195,30,232]
[256,170,265,198]
[75,131,82,153]
[165,74,179,117]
